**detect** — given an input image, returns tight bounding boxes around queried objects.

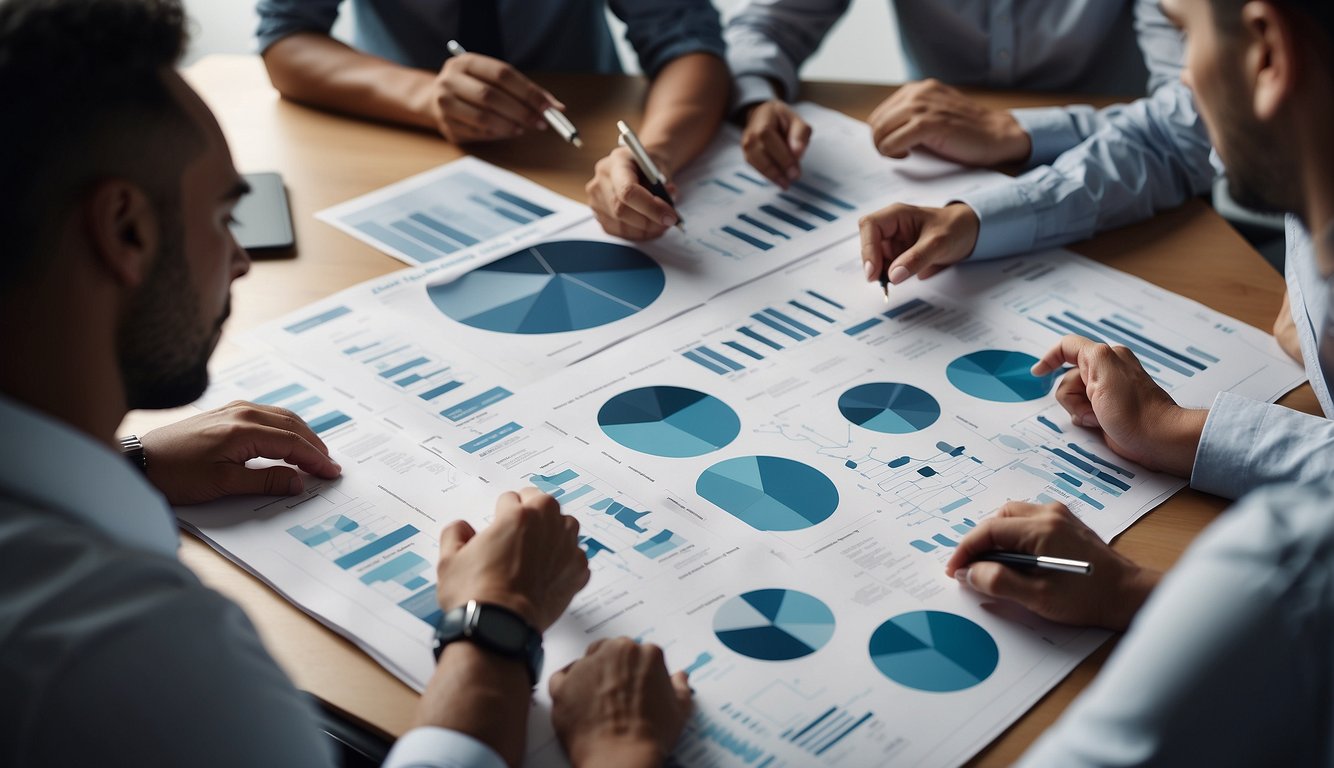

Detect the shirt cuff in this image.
[730,74,779,117]
[383,726,507,768]
[954,181,1038,261]
[1011,107,1083,166]
[1190,392,1265,500]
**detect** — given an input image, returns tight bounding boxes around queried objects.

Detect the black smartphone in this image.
[230,171,295,252]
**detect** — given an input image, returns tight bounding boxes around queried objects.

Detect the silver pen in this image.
[445,40,582,148]
[976,552,1093,575]
[616,120,685,232]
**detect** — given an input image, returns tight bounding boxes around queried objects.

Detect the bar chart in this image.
[688,169,860,259]
[252,381,352,434]
[681,290,847,376]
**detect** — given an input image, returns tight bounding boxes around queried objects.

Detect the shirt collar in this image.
[0,393,178,557]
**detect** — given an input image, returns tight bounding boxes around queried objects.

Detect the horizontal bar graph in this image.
[284,305,352,335]
[683,295,845,375]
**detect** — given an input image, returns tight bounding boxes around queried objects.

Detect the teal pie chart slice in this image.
[946,350,1056,403]
[838,382,941,434]
[868,610,998,692]
[427,241,666,334]
[714,589,835,661]
[598,386,740,458]
[696,456,839,531]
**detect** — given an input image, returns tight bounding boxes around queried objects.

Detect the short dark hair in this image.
[0,0,199,290]
[1212,0,1334,50]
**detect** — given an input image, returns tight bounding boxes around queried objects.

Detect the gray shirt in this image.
[256,0,724,78]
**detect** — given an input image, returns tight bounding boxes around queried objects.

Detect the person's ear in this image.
[83,179,159,288]
[1243,1,1299,122]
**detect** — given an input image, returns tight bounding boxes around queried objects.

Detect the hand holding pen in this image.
[434,40,582,146]
[585,121,684,241]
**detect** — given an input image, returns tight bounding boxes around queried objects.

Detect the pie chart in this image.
[868,610,998,692]
[946,350,1056,403]
[696,456,839,531]
[427,240,666,334]
[598,386,740,458]
[838,382,940,434]
[714,589,835,661]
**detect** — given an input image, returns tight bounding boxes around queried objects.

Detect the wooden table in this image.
[127,55,1317,765]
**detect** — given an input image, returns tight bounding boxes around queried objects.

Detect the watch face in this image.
[479,608,528,651]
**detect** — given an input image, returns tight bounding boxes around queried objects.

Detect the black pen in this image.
[446,40,583,148]
[977,552,1093,575]
[616,120,685,233]
[879,269,890,303]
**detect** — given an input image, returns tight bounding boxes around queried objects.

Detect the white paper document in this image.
[183,119,1305,767]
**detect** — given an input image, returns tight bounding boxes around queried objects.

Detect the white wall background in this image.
[180,0,908,84]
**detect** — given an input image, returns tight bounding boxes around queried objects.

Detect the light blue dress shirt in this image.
[256,0,724,78]
[1191,221,1334,499]
[0,395,503,768]
[1018,478,1334,766]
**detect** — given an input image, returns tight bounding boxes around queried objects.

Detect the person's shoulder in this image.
[1205,479,1334,569]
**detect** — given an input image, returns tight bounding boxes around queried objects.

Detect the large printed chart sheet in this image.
[183,119,1305,767]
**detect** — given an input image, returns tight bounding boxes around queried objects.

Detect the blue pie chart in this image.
[697,456,839,531]
[838,382,940,434]
[868,611,998,692]
[598,386,740,458]
[427,241,666,334]
[946,350,1056,403]
[714,589,835,661]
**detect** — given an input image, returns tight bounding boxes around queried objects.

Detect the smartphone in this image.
[230,172,295,252]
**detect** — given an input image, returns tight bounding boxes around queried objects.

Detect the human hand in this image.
[859,202,980,286]
[868,79,1031,166]
[586,146,680,241]
[434,488,590,631]
[550,637,694,768]
[429,52,560,143]
[139,401,342,506]
[1032,336,1208,477]
[1273,290,1303,363]
[740,99,812,188]
[945,501,1159,631]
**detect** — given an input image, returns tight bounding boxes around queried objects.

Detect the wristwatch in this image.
[433,600,544,686]
[118,434,148,475]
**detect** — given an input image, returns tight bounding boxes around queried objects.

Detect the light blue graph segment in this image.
[838,382,940,434]
[697,456,839,532]
[947,350,1056,403]
[598,386,740,458]
[869,611,998,692]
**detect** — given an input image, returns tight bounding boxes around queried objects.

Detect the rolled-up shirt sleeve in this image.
[723,0,851,112]
[612,0,725,80]
[256,0,343,54]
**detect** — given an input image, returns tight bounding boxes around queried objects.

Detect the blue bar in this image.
[789,300,835,323]
[360,551,428,585]
[459,421,523,453]
[711,178,745,194]
[910,539,936,552]
[940,497,971,514]
[844,317,884,335]
[419,380,464,401]
[283,305,352,334]
[723,341,764,360]
[683,350,729,374]
[779,193,837,222]
[491,206,531,225]
[308,411,352,434]
[931,533,957,547]
[409,212,479,247]
[493,190,554,218]
[378,356,429,379]
[806,290,844,309]
[403,576,429,591]
[353,221,442,264]
[1062,313,1194,376]
[1045,314,1107,344]
[790,708,837,742]
[816,713,874,756]
[1037,415,1064,433]
[396,374,423,387]
[722,225,772,251]
[791,180,856,211]
[1068,442,1135,477]
[1187,345,1220,363]
[363,345,407,364]
[885,298,929,319]
[343,342,378,355]
[441,386,513,421]
[1112,312,1145,329]
[253,383,305,405]
[398,587,443,626]
[1101,318,1208,370]
[752,312,805,341]
[287,395,322,414]
[764,308,820,337]
[735,171,768,187]
[556,484,595,505]
[696,345,745,371]
[760,204,815,231]
[392,219,459,255]
[334,524,419,569]
[738,213,789,239]
[738,326,783,350]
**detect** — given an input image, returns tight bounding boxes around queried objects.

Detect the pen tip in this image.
[572,137,584,149]
[882,292,890,303]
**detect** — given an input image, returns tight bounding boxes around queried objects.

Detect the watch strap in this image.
[118,434,147,475]
[433,600,543,686]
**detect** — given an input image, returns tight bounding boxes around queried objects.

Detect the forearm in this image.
[637,54,729,175]
[262,33,435,130]
[413,643,532,767]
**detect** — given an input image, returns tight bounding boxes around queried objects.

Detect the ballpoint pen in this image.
[616,120,685,233]
[976,552,1093,575]
[879,269,890,303]
[446,40,583,148]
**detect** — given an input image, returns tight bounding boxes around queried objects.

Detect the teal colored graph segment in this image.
[946,350,1056,403]
[713,589,835,661]
[427,241,665,334]
[869,610,998,692]
[598,386,740,458]
[838,382,941,434]
[696,456,839,531]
